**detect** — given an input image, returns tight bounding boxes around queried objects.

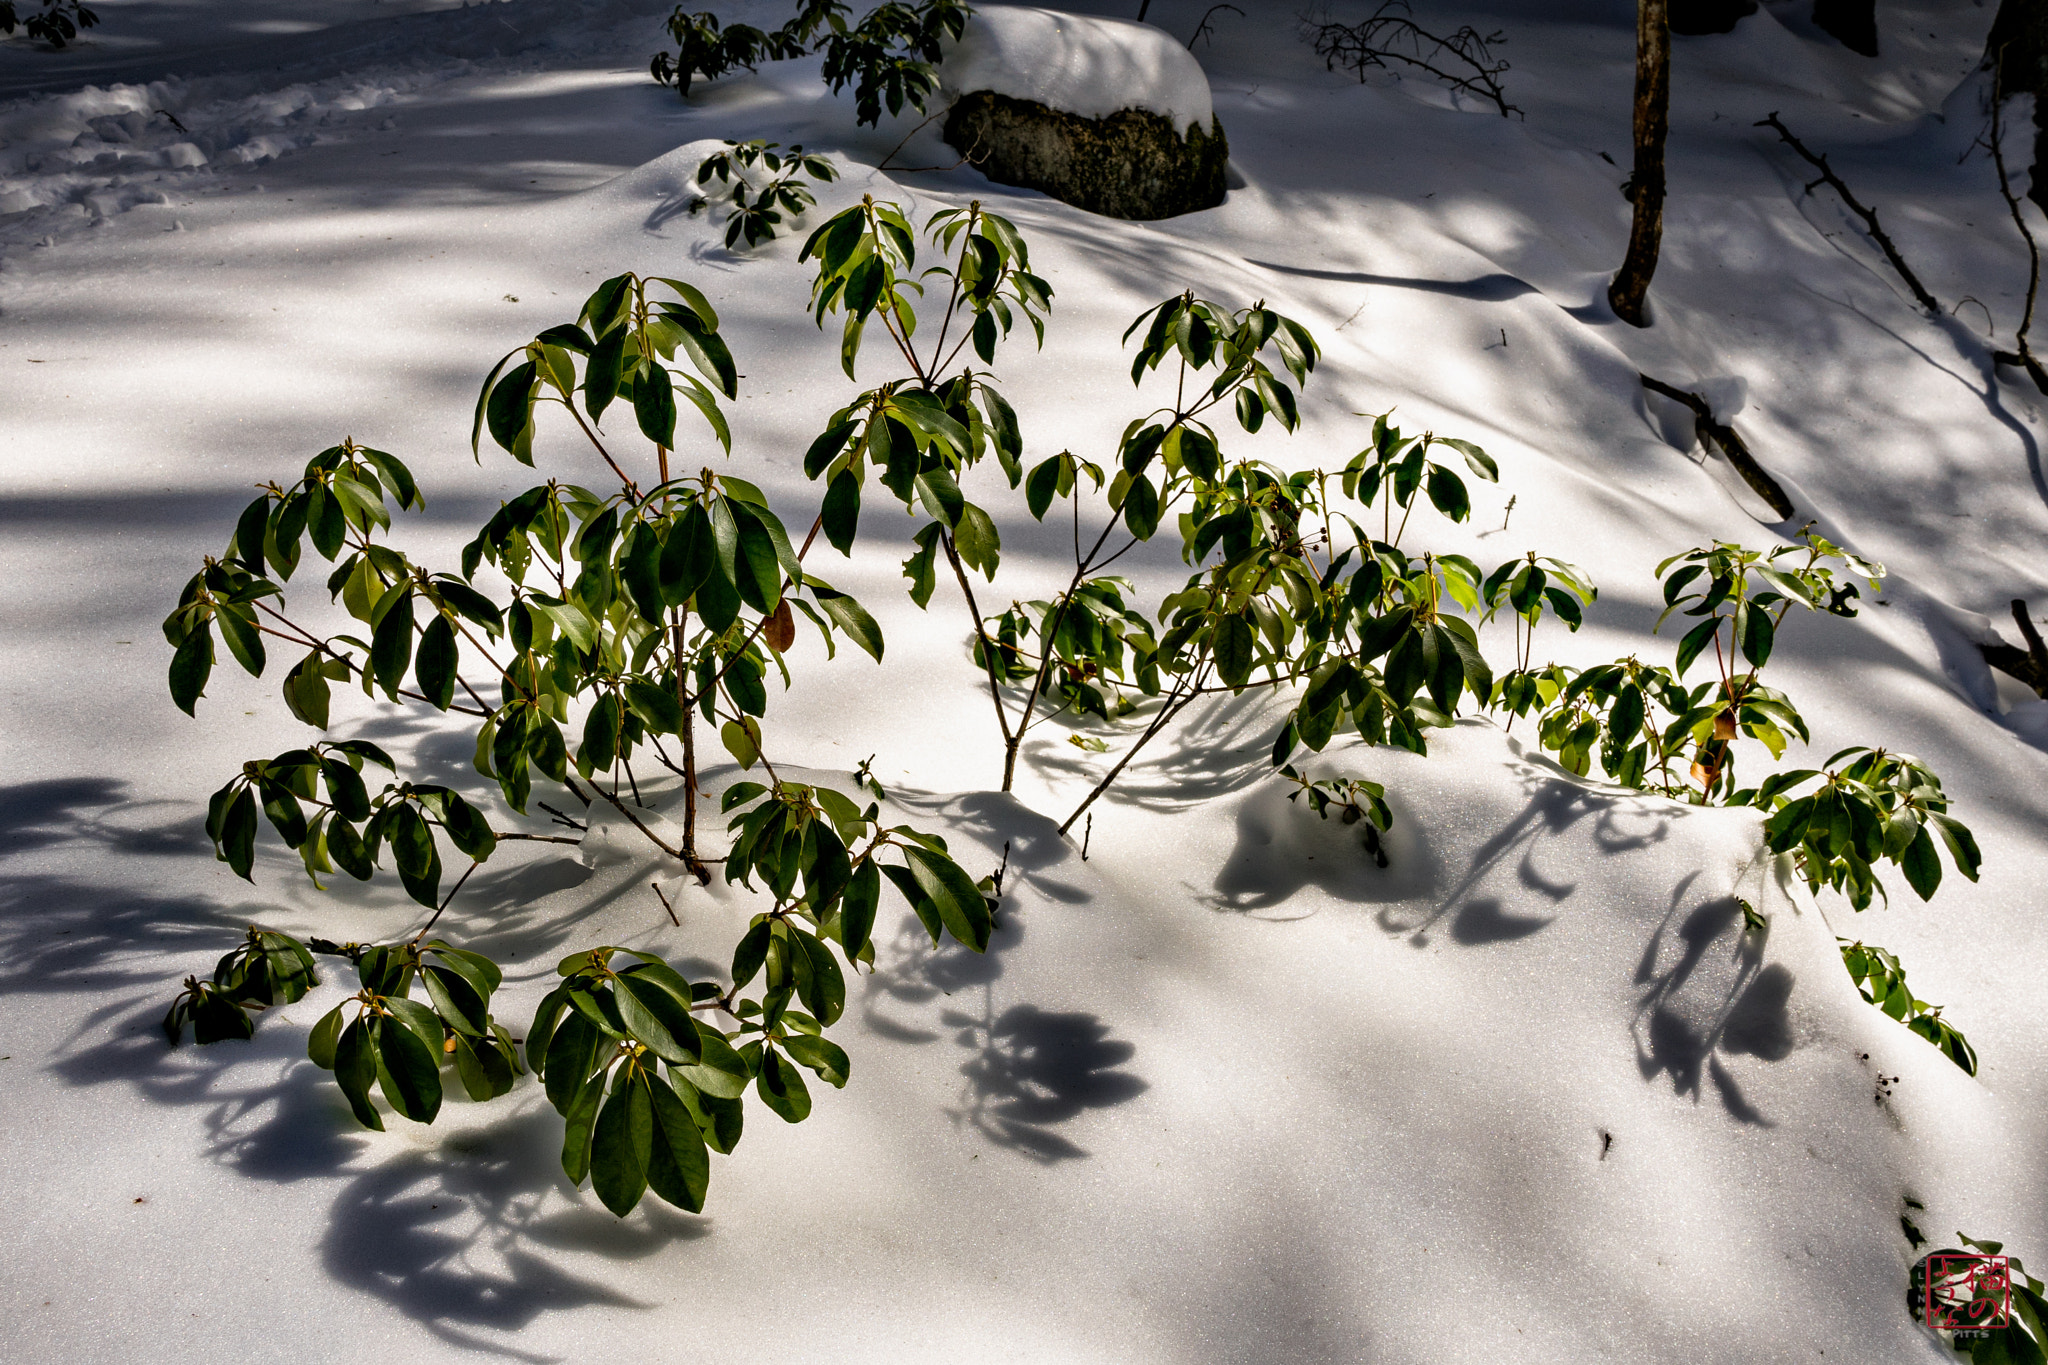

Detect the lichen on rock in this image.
[942,90,1227,221]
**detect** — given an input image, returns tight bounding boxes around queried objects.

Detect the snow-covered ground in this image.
[2,1,2044,1360]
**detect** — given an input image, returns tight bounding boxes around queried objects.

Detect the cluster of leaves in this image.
[1750,747,1980,912]
[653,0,970,127]
[1278,764,1391,867]
[694,140,838,249]
[308,938,525,1128]
[0,0,98,47]
[163,256,997,1215]
[1839,939,1977,1075]
[1914,1236,2048,1360]
[793,199,1557,844]
[650,8,809,97]
[1500,530,1981,910]
[164,927,317,1044]
[199,739,496,907]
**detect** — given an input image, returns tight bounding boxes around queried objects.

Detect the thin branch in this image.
[1639,374,1795,519]
[1756,112,1941,314]
[410,859,480,941]
[651,880,681,926]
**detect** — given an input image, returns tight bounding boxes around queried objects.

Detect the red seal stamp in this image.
[1925,1253,2012,1332]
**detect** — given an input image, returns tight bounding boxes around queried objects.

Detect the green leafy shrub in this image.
[160,192,1992,1218]
[162,258,997,1215]
[652,0,971,127]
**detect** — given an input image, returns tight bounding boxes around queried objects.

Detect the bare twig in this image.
[537,800,588,832]
[491,830,582,845]
[1756,112,1941,314]
[1640,374,1796,519]
[651,880,681,927]
[1984,53,2048,395]
[1301,1,1520,118]
[1189,4,1243,49]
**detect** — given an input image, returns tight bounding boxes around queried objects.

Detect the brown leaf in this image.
[763,600,796,654]
[1713,709,1737,742]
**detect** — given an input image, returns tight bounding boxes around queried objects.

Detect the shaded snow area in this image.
[2,0,2045,1361]
[937,6,1215,128]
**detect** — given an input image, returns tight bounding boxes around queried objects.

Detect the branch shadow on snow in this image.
[858,789,1148,1162]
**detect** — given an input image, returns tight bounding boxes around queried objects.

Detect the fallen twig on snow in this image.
[1756,112,1941,315]
[1639,374,1796,520]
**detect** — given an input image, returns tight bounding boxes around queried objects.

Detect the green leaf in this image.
[731,919,773,990]
[727,502,785,613]
[1901,824,1942,901]
[1739,601,1775,668]
[308,1005,344,1070]
[903,846,993,953]
[334,1018,384,1130]
[810,581,884,662]
[414,614,458,710]
[822,470,861,556]
[644,1073,711,1212]
[755,1046,813,1123]
[214,607,265,677]
[1025,456,1061,521]
[220,786,258,881]
[370,588,415,699]
[634,362,679,450]
[169,629,214,716]
[780,1033,850,1088]
[793,930,845,1026]
[1674,617,1720,677]
[388,802,443,908]
[616,971,701,1065]
[840,858,880,958]
[544,1012,603,1114]
[1121,473,1160,540]
[560,1069,605,1184]
[1213,614,1254,689]
[590,1076,653,1216]
[374,1014,443,1123]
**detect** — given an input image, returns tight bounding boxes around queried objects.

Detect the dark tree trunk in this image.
[1610,0,1670,328]
[1812,0,1878,57]
[1670,0,1755,37]
[1990,0,2048,212]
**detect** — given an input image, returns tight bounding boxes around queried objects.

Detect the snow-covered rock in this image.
[936,5,1214,133]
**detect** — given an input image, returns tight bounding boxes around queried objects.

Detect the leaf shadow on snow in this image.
[1629,869,1798,1127]
[857,788,1149,1162]
[0,776,705,1356]
[82,1004,670,1358]
[1205,736,1800,1124]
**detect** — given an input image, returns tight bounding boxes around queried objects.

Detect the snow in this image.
[1,0,2045,1361]
[937,4,1214,130]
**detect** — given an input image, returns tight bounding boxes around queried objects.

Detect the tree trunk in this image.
[1812,0,1878,57]
[1609,0,1670,328]
[1990,0,2048,213]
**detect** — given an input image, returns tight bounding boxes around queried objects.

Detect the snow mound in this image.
[937,5,1213,132]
